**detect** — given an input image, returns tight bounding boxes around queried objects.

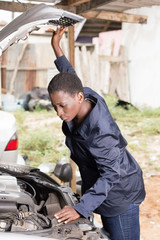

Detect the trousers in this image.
[101,203,140,240]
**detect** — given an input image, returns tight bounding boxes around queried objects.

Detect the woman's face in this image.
[49,90,83,122]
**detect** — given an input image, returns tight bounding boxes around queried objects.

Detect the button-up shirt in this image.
[54,55,146,218]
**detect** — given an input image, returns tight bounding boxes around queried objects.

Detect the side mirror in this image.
[53,162,72,183]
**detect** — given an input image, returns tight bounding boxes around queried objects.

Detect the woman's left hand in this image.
[54,205,80,224]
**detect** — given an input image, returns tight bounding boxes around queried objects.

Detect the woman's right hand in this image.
[48,26,66,58]
[51,26,66,47]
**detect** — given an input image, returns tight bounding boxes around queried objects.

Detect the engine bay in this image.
[0,165,105,239]
[0,175,60,232]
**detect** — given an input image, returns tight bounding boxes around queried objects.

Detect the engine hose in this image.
[26,215,43,230]
[35,200,45,212]
[36,213,51,226]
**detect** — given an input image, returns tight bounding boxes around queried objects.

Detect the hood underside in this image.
[0,3,84,55]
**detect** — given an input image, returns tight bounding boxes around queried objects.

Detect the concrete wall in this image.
[122,6,160,108]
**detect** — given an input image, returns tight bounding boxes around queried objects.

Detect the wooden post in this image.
[1,51,7,91]
[68,25,77,193]
[68,26,75,68]
[9,42,28,94]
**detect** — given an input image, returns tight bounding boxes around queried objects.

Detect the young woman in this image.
[48,27,146,240]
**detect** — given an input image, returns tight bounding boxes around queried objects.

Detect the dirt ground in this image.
[140,175,160,240]
[130,136,160,240]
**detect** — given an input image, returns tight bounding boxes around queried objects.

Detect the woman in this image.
[48,27,146,240]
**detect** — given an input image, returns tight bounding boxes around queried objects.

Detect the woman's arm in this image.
[50,26,66,58]
[49,26,76,74]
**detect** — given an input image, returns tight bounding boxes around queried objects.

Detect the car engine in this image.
[0,171,106,240]
[0,175,51,232]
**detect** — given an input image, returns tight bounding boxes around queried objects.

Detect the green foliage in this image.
[21,130,55,153]
[19,128,69,167]
[140,107,160,118]
[13,109,68,167]
[103,94,160,136]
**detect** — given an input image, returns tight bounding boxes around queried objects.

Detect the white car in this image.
[0,232,52,240]
[0,110,24,164]
[0,4,109,240]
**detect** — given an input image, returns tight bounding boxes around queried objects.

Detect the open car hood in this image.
[0,3,84,55]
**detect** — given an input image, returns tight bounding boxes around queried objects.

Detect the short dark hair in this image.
[48,72,84,95]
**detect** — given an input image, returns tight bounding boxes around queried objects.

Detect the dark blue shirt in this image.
[54,56,146,218]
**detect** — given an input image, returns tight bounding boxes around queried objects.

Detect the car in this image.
[0,4,110,240]
[0,232,52,240]
[0,163,109,239]
[0,110,25,165]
